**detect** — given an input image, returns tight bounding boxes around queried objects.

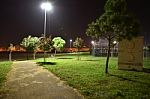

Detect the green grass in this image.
[0,61,12,94]
[35,55,150,99]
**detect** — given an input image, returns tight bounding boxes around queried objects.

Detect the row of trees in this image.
[20,36,66,62]
[8,36,84,62]
[19,35,84,62]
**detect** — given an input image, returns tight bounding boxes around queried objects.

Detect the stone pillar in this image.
[118,36,144,71]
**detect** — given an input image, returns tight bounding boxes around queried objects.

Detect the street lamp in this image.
[91,41,95,55]
[41,1,53,62]
[91,41,95,49]
[113,41,117,44]
[112,41,117,57]
[91,41,94,45]
[41,1,53,38]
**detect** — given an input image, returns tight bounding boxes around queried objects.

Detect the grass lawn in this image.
[35,54,150,99]
[0,61,12,95]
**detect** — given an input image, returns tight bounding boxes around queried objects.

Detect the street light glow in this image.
[70,39,72,42]
[41,2,53,11]
[113,41,117,44]
[91,41,94,45]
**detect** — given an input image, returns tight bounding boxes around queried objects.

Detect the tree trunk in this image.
[26,52,29,60]
[9,51,12,61]
[105,39,111,74]
[77,48,80,60]
[33,52,36,60]
[43,51,46,63]
[54,50,57,57]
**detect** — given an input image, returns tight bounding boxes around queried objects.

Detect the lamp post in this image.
[41,1,53,62]
[91,41,95,49]
[41,1,53,38]
[70,39,72,52]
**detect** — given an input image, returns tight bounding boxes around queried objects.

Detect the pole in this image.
[41,1,53,63]
[43,9,47,63]
[44,9,47,38]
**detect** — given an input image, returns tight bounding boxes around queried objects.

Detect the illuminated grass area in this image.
[0,61,12,94]
[35,55,150,99]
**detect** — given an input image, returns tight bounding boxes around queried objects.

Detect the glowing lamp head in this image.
[91,41,94,45]
[41,2,53,11]
[113,41,117,44]
[70,39,72,42]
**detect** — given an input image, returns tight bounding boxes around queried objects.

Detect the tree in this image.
[52,37,66,56]
[20,35,39,60]
[86,0,140,74]
[38,36,53,63]
[73,37,84,60]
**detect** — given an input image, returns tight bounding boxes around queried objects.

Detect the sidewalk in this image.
[3,61,84,99]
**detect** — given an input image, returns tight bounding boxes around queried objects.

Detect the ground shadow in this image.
[57,58,73,59]
[143,68,150,73]
[109,73,149,85]
[81,59,100,61]
[119,68,150,74]
[37,62,56,66]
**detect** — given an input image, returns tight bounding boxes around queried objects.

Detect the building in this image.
[91,38,118,57]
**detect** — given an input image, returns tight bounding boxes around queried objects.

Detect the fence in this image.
[91,48,150,58]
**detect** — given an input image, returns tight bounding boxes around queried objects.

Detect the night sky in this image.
[0,0,150,47]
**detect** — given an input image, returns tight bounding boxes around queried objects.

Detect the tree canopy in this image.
[86,0,140,42]
[38,36,53,52]
[73,37,84,51]
[52,37,66,52]
[20,35,39,59]
[20,35,39,52]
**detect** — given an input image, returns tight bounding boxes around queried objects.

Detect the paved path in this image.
[3,61,84,99]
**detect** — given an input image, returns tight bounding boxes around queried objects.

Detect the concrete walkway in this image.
[3,61,84,99]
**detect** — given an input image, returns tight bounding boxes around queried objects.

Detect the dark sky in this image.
[0,0,150,47]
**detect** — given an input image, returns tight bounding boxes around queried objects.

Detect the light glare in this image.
[91,41,94,44]
[41,2,53,11]
[113,41,117,44]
